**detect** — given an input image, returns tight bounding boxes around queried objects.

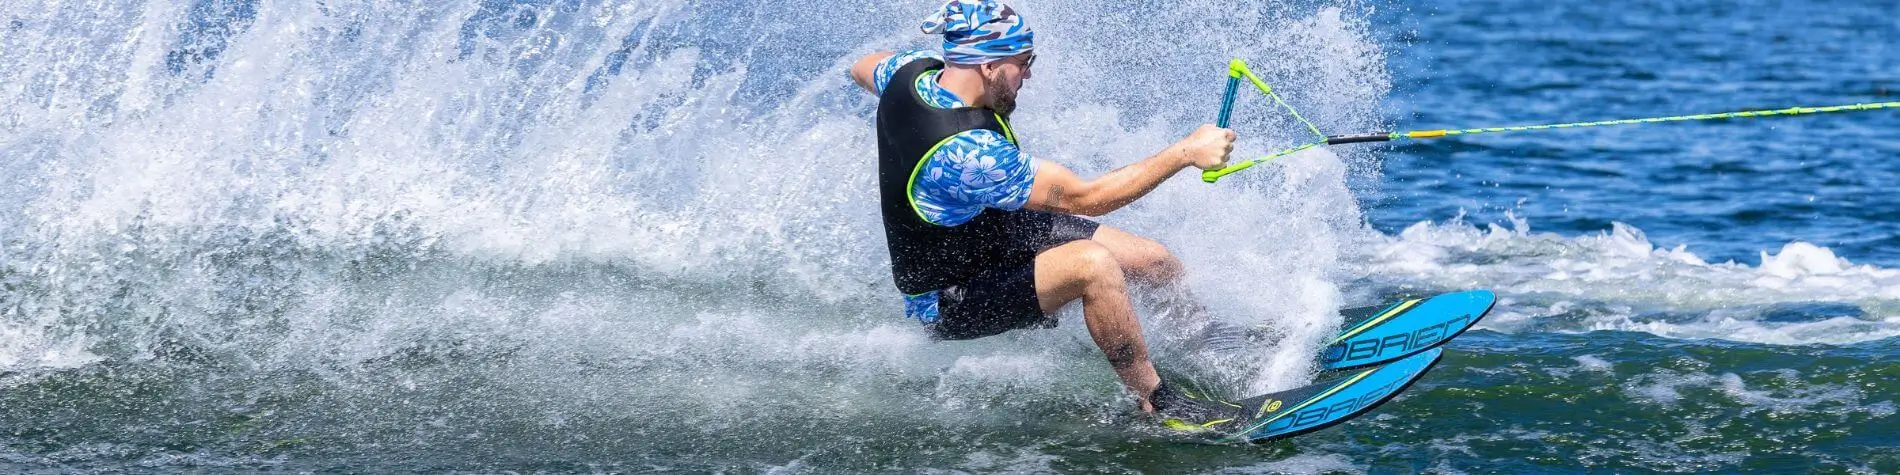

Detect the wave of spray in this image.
[1361,215,1900,345]
[0,0,1391,465]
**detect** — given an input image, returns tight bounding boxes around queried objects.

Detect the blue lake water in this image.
[0,0,1895,472]
[1368,0,1899,267]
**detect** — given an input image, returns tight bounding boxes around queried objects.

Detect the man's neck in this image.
[935,67,988,109]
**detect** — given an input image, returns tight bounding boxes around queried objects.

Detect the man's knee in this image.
[1141,244,1185,281]
[1113,239,1182,284]
[1072,242,1125,288]
[1109,233,1183,281]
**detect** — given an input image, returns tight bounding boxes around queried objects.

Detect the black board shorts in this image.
[927,211,1100,341]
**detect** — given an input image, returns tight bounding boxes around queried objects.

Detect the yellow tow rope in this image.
[1203,59,1900,183]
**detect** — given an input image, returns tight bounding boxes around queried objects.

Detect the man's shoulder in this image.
[914,129,1038,217]
[926,130,1032,181]
[873,50,945,95]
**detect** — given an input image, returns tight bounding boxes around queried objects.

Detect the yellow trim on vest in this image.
[906,136,961,225]
[899,67,1019,226]
[994,114,1017,144]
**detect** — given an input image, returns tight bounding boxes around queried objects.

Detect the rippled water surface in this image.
[1,0,1896,473]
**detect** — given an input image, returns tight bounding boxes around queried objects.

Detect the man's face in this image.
[982,52,1034,116]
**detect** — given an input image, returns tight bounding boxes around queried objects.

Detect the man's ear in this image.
[976,61,999,77]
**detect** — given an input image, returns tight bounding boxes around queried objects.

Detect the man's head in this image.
[969,51,1033,116]
[922,0,1034,115]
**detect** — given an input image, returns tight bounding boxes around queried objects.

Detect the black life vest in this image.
[875,58,1037,295]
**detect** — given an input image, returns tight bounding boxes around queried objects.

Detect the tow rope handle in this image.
[1200,58,1899,184]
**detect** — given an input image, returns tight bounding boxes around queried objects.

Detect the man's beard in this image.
[983,74,1018,117]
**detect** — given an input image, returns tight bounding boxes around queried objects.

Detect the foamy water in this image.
[2,0,1896,472]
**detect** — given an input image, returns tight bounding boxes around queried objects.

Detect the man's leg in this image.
[1086,225,1185,287]
[1085,225,1248,351]
[1033,239,1164,411]
[1087,225,1210,320]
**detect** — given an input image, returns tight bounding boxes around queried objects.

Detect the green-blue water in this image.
[2,0,1895,472]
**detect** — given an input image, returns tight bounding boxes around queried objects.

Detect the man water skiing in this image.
[849,0,1236,422]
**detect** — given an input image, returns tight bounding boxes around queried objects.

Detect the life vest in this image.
[874,58,1039,295]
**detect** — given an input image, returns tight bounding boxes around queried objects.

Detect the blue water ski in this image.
[1156,291,1484,441]
[1319,290,1493,371]
[1189,347,1444,444]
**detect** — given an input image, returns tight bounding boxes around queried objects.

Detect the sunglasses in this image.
[1023,53,1037,69]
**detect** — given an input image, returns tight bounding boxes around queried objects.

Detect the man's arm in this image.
[850,51,895,93]
[1024,125,1236,217]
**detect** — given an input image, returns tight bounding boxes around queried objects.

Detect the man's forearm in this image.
[1063,150,1189,216]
